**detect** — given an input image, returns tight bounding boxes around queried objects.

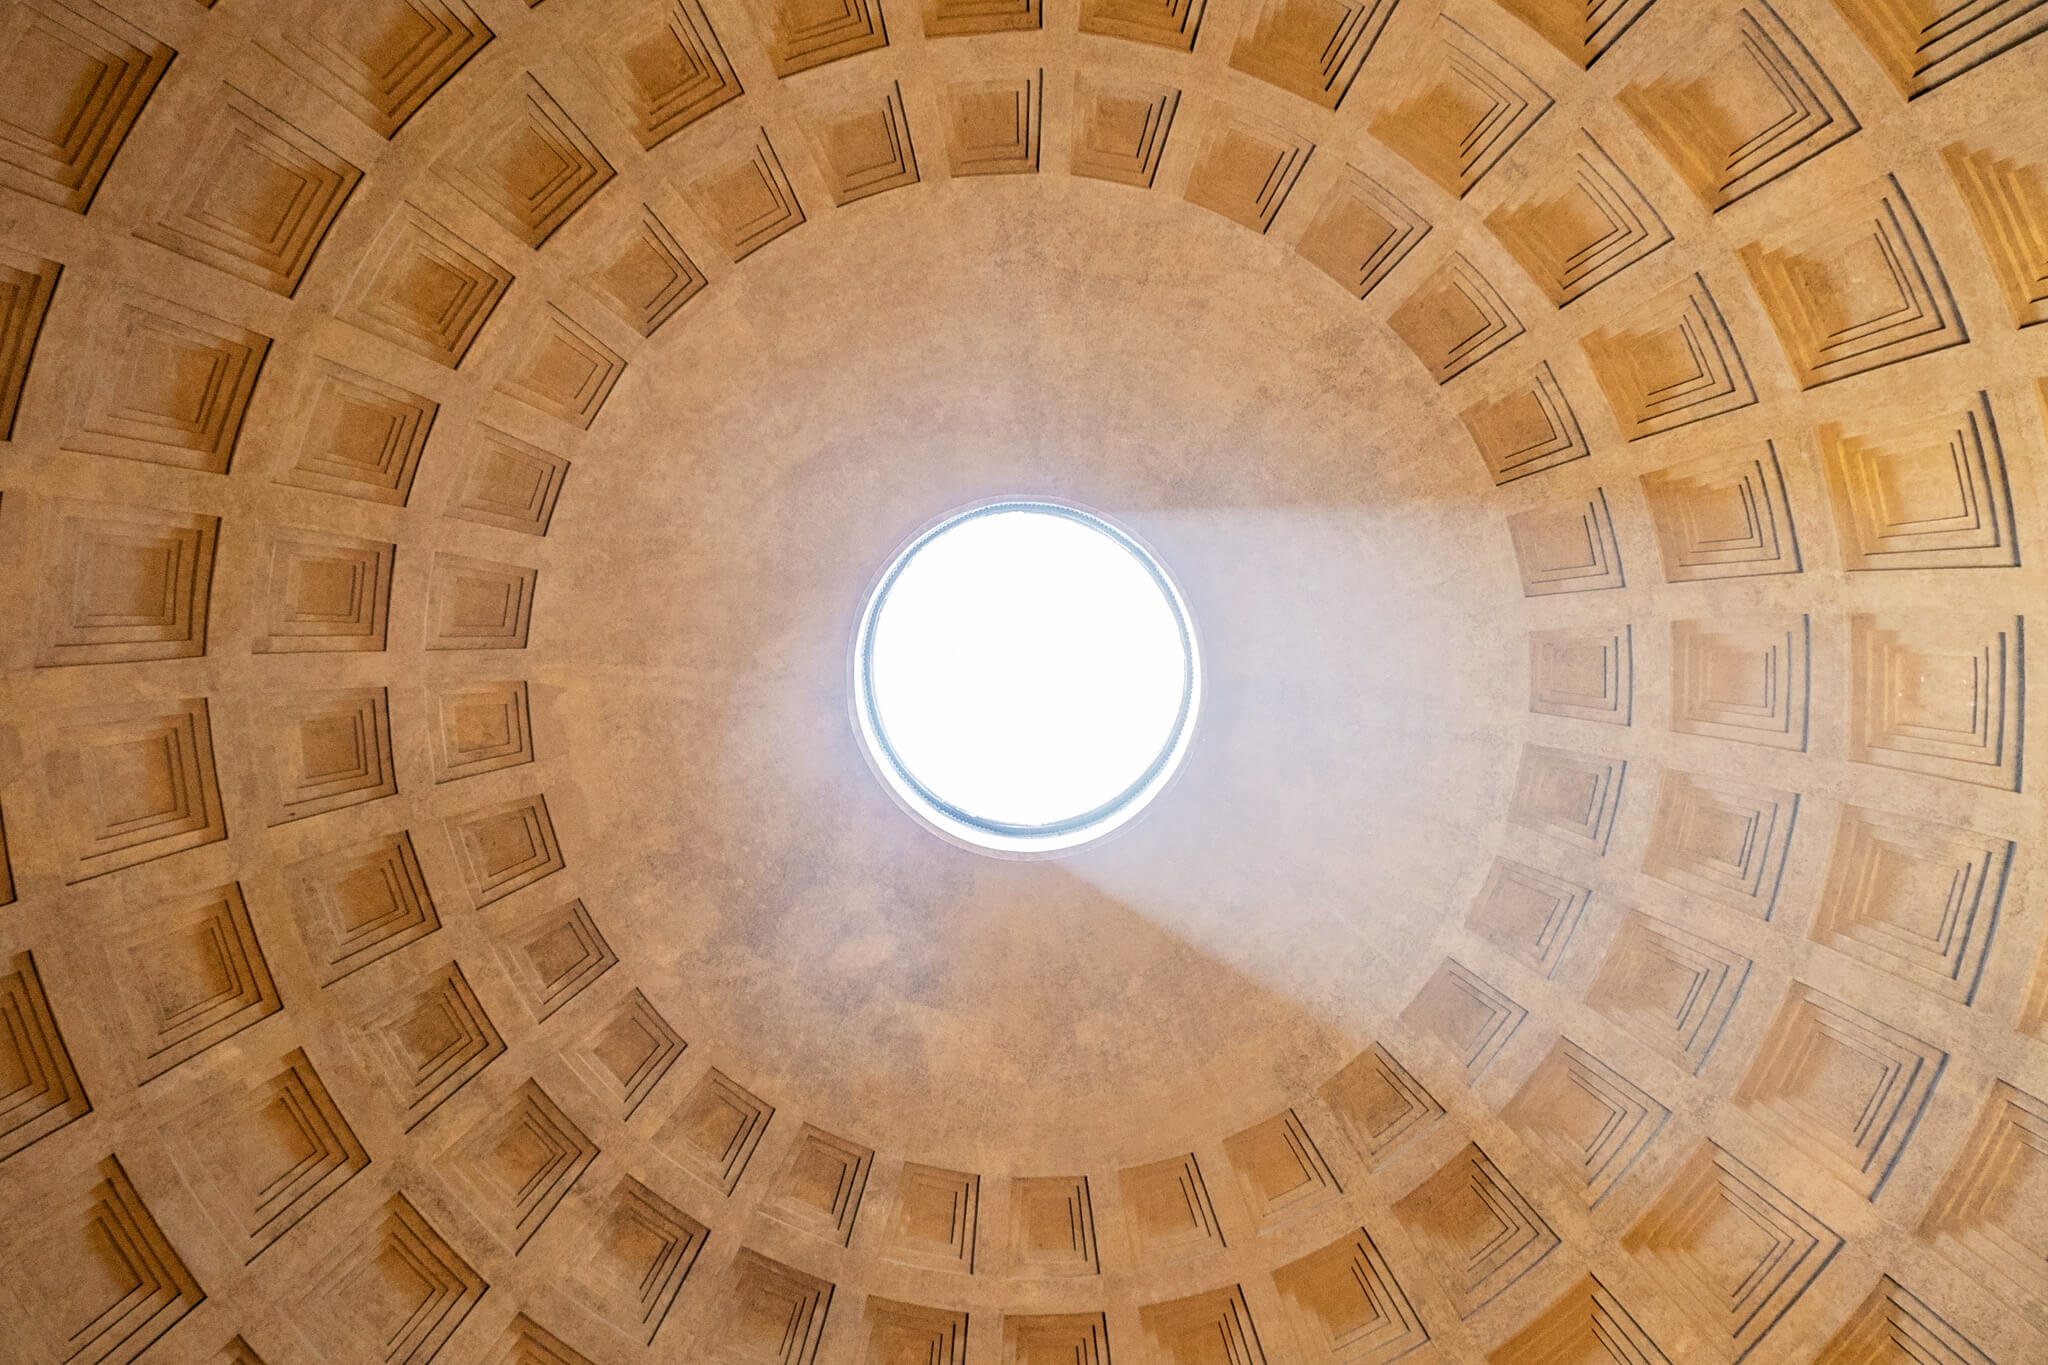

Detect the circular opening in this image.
[853,500,1201,855]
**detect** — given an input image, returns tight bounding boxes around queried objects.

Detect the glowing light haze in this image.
[858,504,1196,850]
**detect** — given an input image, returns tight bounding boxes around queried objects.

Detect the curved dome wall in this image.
[0,0,2044,1362]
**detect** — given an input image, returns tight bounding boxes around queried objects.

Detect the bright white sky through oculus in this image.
[866,508,1190,829]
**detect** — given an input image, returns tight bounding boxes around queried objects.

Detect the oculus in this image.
[853,500,1199,855]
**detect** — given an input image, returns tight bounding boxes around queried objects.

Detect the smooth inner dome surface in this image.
[861,504,1193,838]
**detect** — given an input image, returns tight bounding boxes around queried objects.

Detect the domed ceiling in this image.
[0,0,2045,1361]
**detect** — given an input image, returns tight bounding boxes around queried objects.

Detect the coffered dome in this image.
[0,0,2044,1362]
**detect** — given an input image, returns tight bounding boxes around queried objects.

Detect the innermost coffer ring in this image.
[852,499,1201,857]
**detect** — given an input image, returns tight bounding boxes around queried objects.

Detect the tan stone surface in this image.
[1,0,2045,1361]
